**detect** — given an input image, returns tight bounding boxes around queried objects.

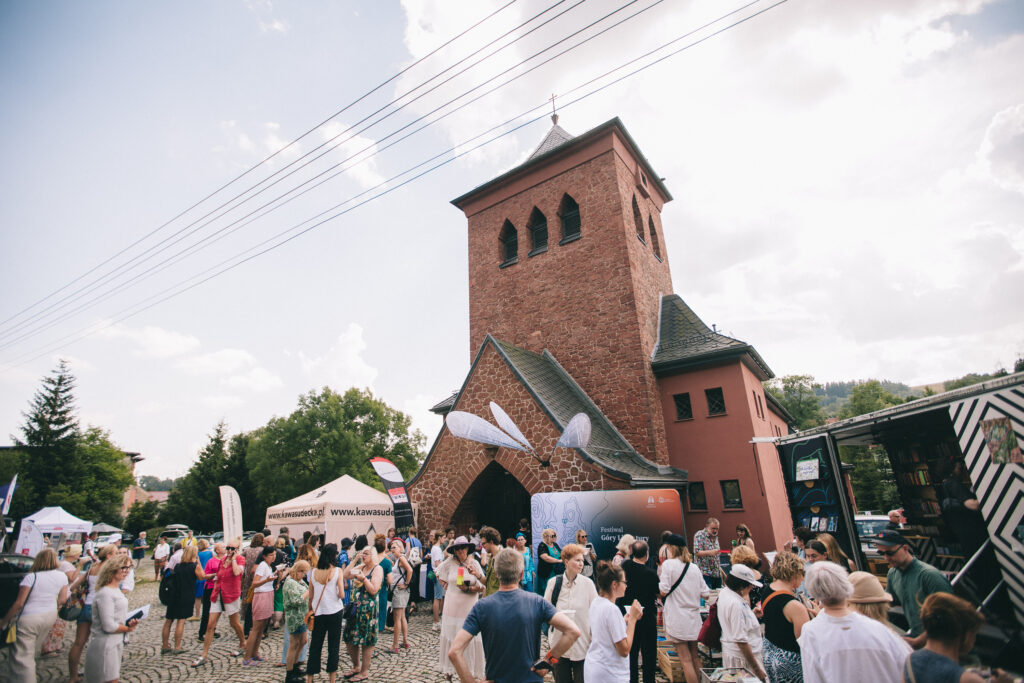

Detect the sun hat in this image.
[729,563,763,588]
[445,535,477,554]
[849,571,893,604]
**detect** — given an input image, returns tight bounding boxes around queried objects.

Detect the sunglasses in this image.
[120,565,132,570]
[227,547,237,550]
[880,547,903,557]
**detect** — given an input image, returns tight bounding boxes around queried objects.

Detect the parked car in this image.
[0,553,33,616]
[855,514,891,556]
[241,530,259,545]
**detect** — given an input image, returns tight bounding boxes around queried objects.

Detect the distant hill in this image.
[814,380,914,418]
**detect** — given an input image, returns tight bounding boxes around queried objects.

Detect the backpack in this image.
[697,601,722,649]
[159,569,178,606]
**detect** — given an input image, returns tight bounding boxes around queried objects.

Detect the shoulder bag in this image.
[664,561,691,598]
[697,601,722,650]
[305,569,331,631]
[59,561,92,621]
[2,574,36,648]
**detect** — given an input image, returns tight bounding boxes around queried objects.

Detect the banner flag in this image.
[219,485,243,543]
[0,473,17,516]
[369,457,415,530]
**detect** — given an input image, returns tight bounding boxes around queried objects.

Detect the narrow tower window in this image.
[527,207,548,256]
[648,215,661,260]
[559,193,581,242]
[499,220,518,267]
[632,195,645,243]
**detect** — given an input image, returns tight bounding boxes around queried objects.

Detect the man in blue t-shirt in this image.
[450,548,580,683]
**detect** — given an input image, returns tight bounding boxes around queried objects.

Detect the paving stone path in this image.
[21,559,671,682]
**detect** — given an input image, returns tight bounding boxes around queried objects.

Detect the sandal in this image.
[172,649,186,654]
[343,670,361,679]
[230,649,243,657]
[388,647,399,654]
[191,657,206,667]
[161,647,172,654]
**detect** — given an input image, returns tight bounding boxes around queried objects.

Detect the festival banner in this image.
[0,473,17,516]
[219,485,243,544]
[369,457,415,530]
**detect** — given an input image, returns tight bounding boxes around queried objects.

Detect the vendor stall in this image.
[14,506,93,556]
[264,474,395,544]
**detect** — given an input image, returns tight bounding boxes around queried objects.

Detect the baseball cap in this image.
[729,563,762,588]
[874,530,909,548]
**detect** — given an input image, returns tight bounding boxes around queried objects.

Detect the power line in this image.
[1,0,790,369]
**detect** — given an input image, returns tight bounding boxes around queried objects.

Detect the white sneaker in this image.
[432,622,440,631]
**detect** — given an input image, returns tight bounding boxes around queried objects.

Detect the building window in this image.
[705,387,726,415]
[632,195,645,243]
[559,193,581,243]
[648,215,661,260]
[527,207,548,256]
[499,220,517,267]
[688,482,707,511]
[673,393,693,420]
[752,391,764,419]
[757,394,765,420]
[721,480,743,508]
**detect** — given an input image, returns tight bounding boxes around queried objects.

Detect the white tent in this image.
[15,506,93,556]
[264,475,395,544]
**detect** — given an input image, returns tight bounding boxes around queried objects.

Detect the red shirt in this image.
[212,554,245,603]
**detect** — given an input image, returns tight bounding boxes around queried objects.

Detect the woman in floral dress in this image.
[437,536,485,682]
[342,545,384,682]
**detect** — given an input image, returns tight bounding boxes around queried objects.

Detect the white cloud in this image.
[98,322,200,358]
[975,103,1024,194]
[319,122,386,190]
[403,392,444,441]
[134,400,165,415]
[223,367,284,392]
[299,323,379,390]
[245,0,289,34]
[177,348,256,375]
[201,395,244,410]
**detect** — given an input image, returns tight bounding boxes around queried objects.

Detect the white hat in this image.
[729,563,763,588]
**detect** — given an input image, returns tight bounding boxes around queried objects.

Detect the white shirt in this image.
[717,586,762,660]
[311,568,345,616]
[584,596,629,683]
[154,543,170,560]
[19,569,68,616]
[254,561,275,593]
[658,559,709,641]
[543,572,597,661]
[430,544,444,570]
[798,610,911,683]
[83,540,96,560]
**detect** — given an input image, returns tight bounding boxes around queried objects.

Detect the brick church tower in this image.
[451,116,673,465]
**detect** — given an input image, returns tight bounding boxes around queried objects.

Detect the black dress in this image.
[165,561,198,620]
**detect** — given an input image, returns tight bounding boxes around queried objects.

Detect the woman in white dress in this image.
[85,556,139,683]
[436,536,485,682]
[584,560,643,683]
[658,533,708,683]
[718,564,768,682]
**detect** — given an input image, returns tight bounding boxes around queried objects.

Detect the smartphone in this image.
[532,658,554,673]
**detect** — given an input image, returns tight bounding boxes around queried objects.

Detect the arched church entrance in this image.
[450,460,530,541]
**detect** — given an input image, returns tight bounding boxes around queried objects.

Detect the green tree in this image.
[1014,357,1024,374]
[247,387,425,507]
[764,375,826,430]
[123,499,161,535]
[44,427,133,523]
[838,380,905,419]
[224,432,264,530]
[137,475,178,491]
[13,360,80,514]
[160,421,230,530]
[836,380,904,513]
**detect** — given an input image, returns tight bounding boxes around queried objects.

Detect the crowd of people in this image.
[1,516,1018,683]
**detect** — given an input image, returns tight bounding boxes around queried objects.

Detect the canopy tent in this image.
[264,475,396,545]
[92,522,122,533]
[15,506,93,556]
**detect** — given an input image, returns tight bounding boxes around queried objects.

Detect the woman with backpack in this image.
[658,534,708,683]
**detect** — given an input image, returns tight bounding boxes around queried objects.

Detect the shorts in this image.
[251,590,274,621]
[392,587,410,609]
[77,604,93,624]
[433,579,445,599]
[211,597,241,616]
[290,624,308,637]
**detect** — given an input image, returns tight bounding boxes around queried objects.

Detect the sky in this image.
[0,0,1022,480]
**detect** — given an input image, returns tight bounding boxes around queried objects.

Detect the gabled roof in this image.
[410,335,687,487]
[429,392,458,415]
[651,294,774,380]
[452,117,672,209]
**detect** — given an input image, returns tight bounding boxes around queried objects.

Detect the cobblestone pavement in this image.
[22,559,672,682]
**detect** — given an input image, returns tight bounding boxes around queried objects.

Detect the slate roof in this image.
[526,123,574,161]
[651,294,774,380]
[429,392,458,415]
[486,337,687,485]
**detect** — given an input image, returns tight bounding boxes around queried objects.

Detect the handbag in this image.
[697,601,722,650]
[244,584,256,605]
[59,561,92,621]
[1,574,36,649]
[305,568,332,631]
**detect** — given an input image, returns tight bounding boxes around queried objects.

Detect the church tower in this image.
[451,117,674,464]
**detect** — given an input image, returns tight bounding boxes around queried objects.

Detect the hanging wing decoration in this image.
[556,413,592,449]
[445,411,527,451]
[490,401,533,451]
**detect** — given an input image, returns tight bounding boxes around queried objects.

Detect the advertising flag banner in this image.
[0,473,17,516]
[369,457,415,530]
[219,485,243,544]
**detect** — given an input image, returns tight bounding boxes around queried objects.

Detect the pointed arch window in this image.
[632,195,645,243]
[558,193,581,243]
[527,207,548,256]
[648,215,662,260]
[499,220,518,268]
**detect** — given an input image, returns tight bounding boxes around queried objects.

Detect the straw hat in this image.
[849,571,892,604]
[445,535,477,554]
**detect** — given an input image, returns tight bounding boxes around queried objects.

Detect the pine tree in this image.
[14,359,80,514]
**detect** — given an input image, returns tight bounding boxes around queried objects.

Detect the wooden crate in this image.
[657,646,687,682]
